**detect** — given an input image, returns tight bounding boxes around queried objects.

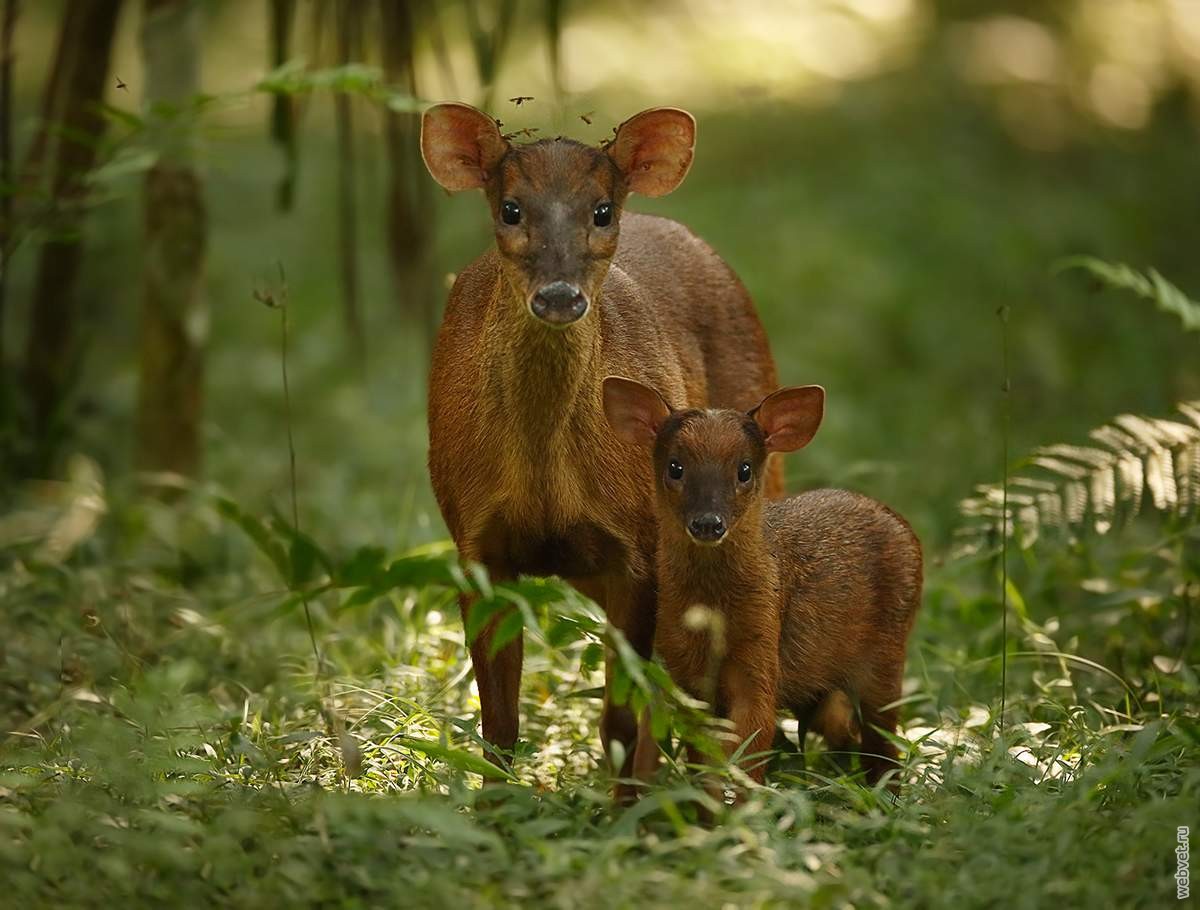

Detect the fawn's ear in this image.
[607,107,695,197]
[751,386,825,454]
[603,376,673,448]
[420,102,509,191]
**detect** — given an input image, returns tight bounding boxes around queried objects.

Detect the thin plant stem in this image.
[276,263,322,675]
[998,304,1010,732]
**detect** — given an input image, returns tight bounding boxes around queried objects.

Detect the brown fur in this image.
[655,488,923,787]
[422,104,780,796]
[604,391,923,790]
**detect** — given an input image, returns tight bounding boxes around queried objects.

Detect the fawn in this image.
[602,376,923,789]
[420,103,781,797]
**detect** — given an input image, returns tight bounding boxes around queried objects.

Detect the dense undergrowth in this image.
[1,454,1196,907]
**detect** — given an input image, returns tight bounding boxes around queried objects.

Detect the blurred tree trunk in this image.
[334,0,365,361]
[136,0,206,478]
[269,0,296,211]
[380,0,436,341]
[0,0,16,362]
[21,0,121,474]
[542,0,563,103]
[464,0,515,113]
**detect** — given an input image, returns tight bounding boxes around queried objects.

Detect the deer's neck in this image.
[481,276,604,446]
[657,511,777,617]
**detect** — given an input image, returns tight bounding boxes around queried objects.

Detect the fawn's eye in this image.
[593,202,613,227]
[667,460,684,481]
[501,200,521,225]
[738,462,752,483]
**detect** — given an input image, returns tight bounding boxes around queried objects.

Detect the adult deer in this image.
[421,102,780,798]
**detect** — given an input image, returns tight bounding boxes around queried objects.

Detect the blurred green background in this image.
[2,4,1199,906]
[4,0,1199,550]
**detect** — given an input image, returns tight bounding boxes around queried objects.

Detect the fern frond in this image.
[1056,256,1200,331]
[955,401,1200,557]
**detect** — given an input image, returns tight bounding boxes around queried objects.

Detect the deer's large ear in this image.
[420,102,509,192]
[607,107,695,197]
[603,376,673,448]
[751,386,824,454]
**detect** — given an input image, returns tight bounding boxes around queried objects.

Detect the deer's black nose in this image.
[688,513,726,543]
[531,282,588,326]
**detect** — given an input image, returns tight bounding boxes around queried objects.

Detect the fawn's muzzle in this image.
[531,282,588,326]
[687,513,726,544]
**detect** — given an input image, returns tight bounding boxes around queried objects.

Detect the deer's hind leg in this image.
[858,670,903,788]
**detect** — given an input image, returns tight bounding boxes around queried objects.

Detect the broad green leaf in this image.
[465,598,509,645]
[610,657,633,707]
[216,498,289,582]
[467,561,493,599]
[383,554,465,591]
[382,92,425,113]
[488,609,525,657]
[274,523,334,588]
[336,545,389,587]
[650,702,670,740]
[97,102,145,130]
[1057,256,1200,332]
[391,736,516,781]
[579,642,604,673]
[86,148,159,188]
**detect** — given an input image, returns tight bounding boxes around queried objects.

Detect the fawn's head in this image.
[603,378,824,545]
[421,103,695,327]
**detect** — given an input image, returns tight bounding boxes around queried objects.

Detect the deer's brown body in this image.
[421,104,779,793]
[656,488,923,785]
[602,382,922,789]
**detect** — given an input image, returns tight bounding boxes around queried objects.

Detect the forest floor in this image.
[1,473,1196,907]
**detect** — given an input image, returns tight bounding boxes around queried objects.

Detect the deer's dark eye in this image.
[593,202,613,227]
[738,462,752,483]
[501,200,521,225]
[667,460,684,481]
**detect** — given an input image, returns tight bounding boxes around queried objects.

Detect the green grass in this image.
[2,469,1196,907]
[3,53,1199,909]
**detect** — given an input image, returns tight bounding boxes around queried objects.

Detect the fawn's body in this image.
[421,104,780,794]
[656,488,923,784]
[603,381,922,788]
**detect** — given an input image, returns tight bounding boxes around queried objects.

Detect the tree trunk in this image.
[380,0,436,341]
[464,0,516,114]
[0,0,17,361]
[269,0,296,211]
[21,0,121,474]
[334,0,365,361]
[136,0,206,478]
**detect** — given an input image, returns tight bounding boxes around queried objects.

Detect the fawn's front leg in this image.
[686,666,777,818]
[721,658,779,787]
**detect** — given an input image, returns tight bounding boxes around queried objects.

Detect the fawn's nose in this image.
[531,282,588,326]
[688,513,726,543]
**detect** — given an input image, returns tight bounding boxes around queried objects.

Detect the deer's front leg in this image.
[721,658,779,787]
[632,706,661,782]
[460,568,521,778]
[600,573,656,803]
